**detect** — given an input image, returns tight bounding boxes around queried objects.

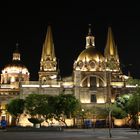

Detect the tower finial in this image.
[16,42,19,47]
[13,42,20,61]
[88,24,92,35]
[15,41,19,53]
[86,24,95,48]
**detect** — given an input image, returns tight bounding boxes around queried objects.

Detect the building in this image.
[0,25,134,126]
[20,25,126,102]
[0,45,29,123]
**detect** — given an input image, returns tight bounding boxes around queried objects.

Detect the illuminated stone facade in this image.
[0,46,29,122]
[0,25,133,126]
[20,26,125,103]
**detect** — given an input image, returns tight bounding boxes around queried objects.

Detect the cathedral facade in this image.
[20,25,126,103]
[0,25,131,126]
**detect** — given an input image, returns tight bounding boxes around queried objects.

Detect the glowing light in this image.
[96,57,99,62]
[114,119,126,127]
[63,82,74,88]
[22,85,40,87]
[51,85,61,87]
[122,75,129,79]
[81,98,90,103]
[96,83,99,87]
[1,85,11,88]
[41,85,50,87]
[111,98,115,103]
[11,77,15,82]
[2,67,29,75]
[126,85,138,88]
[111,82,124,87]
[97,98,105,103]
[50,75,57,79]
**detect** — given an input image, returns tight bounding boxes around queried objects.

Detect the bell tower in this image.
[38,25,58,82]
[104,27,120,71]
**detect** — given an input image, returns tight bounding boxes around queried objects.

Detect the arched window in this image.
[80,75,105,88]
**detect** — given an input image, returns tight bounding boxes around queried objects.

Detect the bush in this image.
[112,106,127,119]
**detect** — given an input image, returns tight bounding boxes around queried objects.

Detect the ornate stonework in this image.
[39,26,58,83]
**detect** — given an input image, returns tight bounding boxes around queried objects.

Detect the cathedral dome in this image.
[74,26,105,71]
[1,46,29,85]
[2,45,29,75]
[2,60,29,75]
[77,47,104,62]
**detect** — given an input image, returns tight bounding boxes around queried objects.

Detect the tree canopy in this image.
[7,98,25,125]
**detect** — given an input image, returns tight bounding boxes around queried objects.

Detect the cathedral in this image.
[0,25,134,126]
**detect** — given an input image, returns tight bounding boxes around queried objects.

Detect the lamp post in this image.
[108,102,112,138]
[104,61,112,138]
[107,71,112,138]
[137,87,140,134]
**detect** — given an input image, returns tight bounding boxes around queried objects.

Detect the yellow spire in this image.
[41,43,45,61]
[104,27,116,57]
[41,25,55,61]
[115,45,119,62]
[104,27,120,71]
[39,25,57,73]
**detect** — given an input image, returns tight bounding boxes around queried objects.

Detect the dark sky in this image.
[0,2,140,80]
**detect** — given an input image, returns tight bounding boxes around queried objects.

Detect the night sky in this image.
[0,3,140,80]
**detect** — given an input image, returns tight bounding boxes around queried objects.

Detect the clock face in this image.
[89,60,96,68]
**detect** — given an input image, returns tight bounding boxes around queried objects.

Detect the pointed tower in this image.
[38,25,58,82]
[104,27,120,71]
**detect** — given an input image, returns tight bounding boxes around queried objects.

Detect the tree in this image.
[53,93,80,127]
[41,95,57,125]
[25,94,46,116]
[115,88,140,128]
[126,88,140,129]
[115,95,129,111]
[24,93,80,127]
[112,105,127,119]
[25,94,46,126]
[7,98,25,126]
[126,77,140,86]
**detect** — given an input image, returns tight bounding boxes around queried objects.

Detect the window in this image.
[91,94,96,103]
[90,77,96,88]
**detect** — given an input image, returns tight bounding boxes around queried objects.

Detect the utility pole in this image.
[108,71,112,138]
[137,87,140,134]
[104,62,112,138]
[108,102,112,138]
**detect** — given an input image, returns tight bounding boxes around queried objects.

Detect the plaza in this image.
[0,128,140,140]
